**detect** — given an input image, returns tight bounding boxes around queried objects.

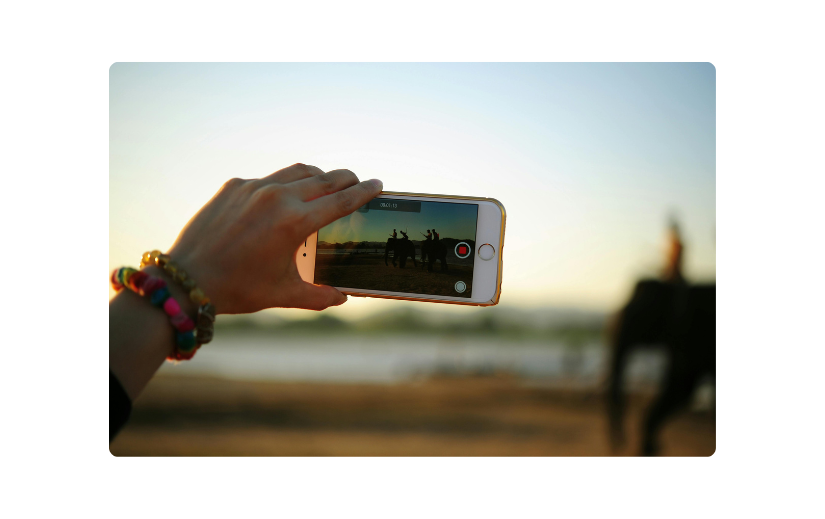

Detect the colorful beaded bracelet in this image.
[140,250,216,347]
[111,267,200,360]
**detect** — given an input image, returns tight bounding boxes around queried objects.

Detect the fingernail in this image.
[368,179,383,190]
[337,294,348,305]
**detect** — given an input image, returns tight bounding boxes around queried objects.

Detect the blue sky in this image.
[110,63,715,313]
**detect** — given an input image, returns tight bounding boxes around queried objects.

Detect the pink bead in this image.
[163,297,181,317]
[141,277,166,296]
[170,313,195,332]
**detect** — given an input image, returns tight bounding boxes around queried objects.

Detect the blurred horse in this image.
[607,280,715,455]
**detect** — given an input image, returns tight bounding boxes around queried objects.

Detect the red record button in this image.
[455,242,472,259]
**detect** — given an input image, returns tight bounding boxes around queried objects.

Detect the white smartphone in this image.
[296,191,506,306]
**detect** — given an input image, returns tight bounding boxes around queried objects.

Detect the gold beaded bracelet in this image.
[140,250,216,347]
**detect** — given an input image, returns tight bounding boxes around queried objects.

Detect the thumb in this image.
[291,282,348,311]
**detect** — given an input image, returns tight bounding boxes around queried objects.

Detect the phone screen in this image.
[315,198,479,298]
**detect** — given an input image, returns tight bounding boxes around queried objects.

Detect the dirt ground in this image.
[110,375,715,456]
[315,253,473,297]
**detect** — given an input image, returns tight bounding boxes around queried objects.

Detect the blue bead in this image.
[150,286,170,307]
[176,330,197,351]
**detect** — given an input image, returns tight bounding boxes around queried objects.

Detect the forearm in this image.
[108,166,381,401]
[108,265,198,401]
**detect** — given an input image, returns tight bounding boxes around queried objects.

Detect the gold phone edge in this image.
[337,191,506,307]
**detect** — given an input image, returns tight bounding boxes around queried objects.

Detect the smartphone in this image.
[297,191,506,306]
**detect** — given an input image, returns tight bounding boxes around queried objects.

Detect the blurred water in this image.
[159,334,667,388]
[317,250,380,254]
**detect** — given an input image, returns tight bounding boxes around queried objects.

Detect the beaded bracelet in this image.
[110,267,200,360]
[140,250,216,348]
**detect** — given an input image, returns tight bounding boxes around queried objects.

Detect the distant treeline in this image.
[318,238,475,250]
[215,307,607,343]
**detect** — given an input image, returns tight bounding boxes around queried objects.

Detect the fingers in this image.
[306,178,383,230]
[291,282,348,311]
[289,169,362,202]
[257,163,325,186]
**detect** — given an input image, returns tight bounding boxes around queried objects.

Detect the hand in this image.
[165,164,383,314]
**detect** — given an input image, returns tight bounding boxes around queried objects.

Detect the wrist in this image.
[141,265,199,318]
[163,247,228,315]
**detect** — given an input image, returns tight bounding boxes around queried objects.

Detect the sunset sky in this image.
[110,63,715,317]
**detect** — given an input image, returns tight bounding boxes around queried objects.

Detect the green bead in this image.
[189,288,206,304]
[176,331,197,351]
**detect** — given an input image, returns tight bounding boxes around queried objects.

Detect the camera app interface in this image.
[315,198,479,298]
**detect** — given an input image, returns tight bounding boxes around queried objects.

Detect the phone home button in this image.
[478,244,495,261]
